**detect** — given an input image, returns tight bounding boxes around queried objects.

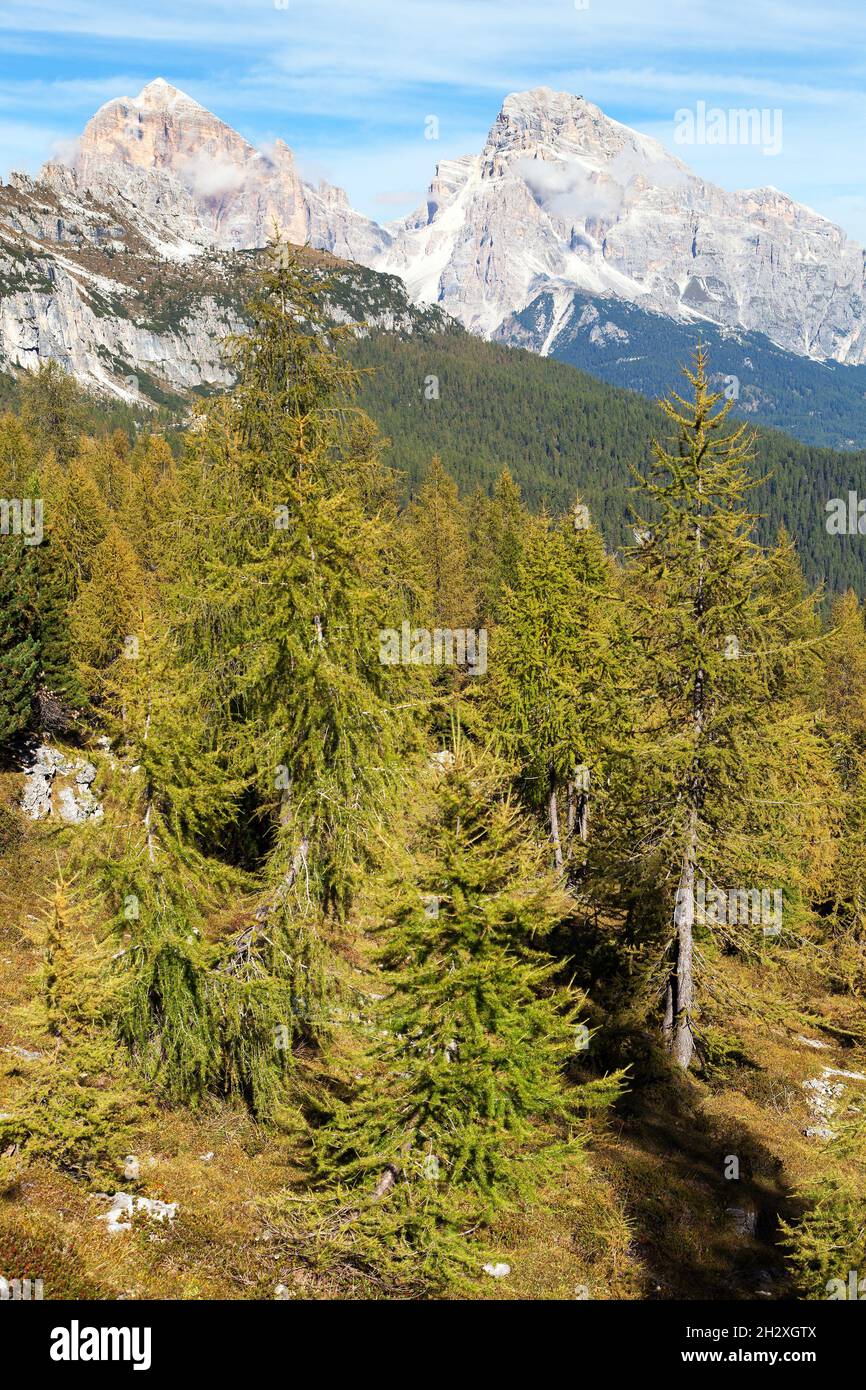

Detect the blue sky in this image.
[1,0,866,238]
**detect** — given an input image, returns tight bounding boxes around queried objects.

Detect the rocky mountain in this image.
[0,164,448,404]
[497,289,866,452]
[64,78,389,263]
[381,87,866,367]
[4,77,866,446]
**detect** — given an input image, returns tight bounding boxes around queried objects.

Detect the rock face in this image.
[379,87,866,364]
[20,746,103,824]
[70,79,390,263]
[0,153,451,403]
[4,77,866,407]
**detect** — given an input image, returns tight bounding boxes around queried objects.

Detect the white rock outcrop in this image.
[803,1066,866,1140]
[96,1191,178,1235]
[20,746,103,824]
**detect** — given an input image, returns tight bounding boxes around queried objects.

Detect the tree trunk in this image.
[548,765,563,869]
[577,790,589,843]
[670,810,697,1069]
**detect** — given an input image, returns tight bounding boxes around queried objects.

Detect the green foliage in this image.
[403,456,477,628]
[0,531,39,748]
[608,347,837,1065]
[5,251,866,1299]
[484,503,626,868]
[0,880,147,1182]
[281,743,624,1293]
[19,361,86,465]
[782,1110,866,1299]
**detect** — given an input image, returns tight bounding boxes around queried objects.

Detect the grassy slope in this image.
[2,753,863,1301]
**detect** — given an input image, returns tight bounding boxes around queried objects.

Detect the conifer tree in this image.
[0,877,145,1180]
[484,501,623,868]
[0,531,39,747]
[119,435,178,579]
[19,361,85,466]
[625,347,836,1068]
[821,591,866,978]
[468,467,529,625]
[405,456,477,628]
[70,525,146,699]
[166,246,417,911]
[0,412,38,495]
[52,459,111,586]
[761,526,824,708]
[103,244,418,1101]
[286,743,623,1291]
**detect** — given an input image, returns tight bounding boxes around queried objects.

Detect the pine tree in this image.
[284,743,623,1291]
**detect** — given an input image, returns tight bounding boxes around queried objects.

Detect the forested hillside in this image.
[4,268,865,602]
[499,287,866,453]
[1,249,865,1302]
[350,330,866,599]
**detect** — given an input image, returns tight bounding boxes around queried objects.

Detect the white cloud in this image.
[516,148,689,226]
[180,152,248,198]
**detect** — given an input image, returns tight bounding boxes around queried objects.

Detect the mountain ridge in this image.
[4,77,866,451]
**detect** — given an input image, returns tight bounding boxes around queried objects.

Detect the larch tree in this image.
[404,456,477,629]
[109,243,419,1099]
[0,527,39,748]
[484,501,624,870]
[288,742,623,1291]
[626,347,836,1068]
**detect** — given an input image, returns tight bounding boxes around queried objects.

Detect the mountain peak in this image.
[135,78,204,111]
[484,87,671,171]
